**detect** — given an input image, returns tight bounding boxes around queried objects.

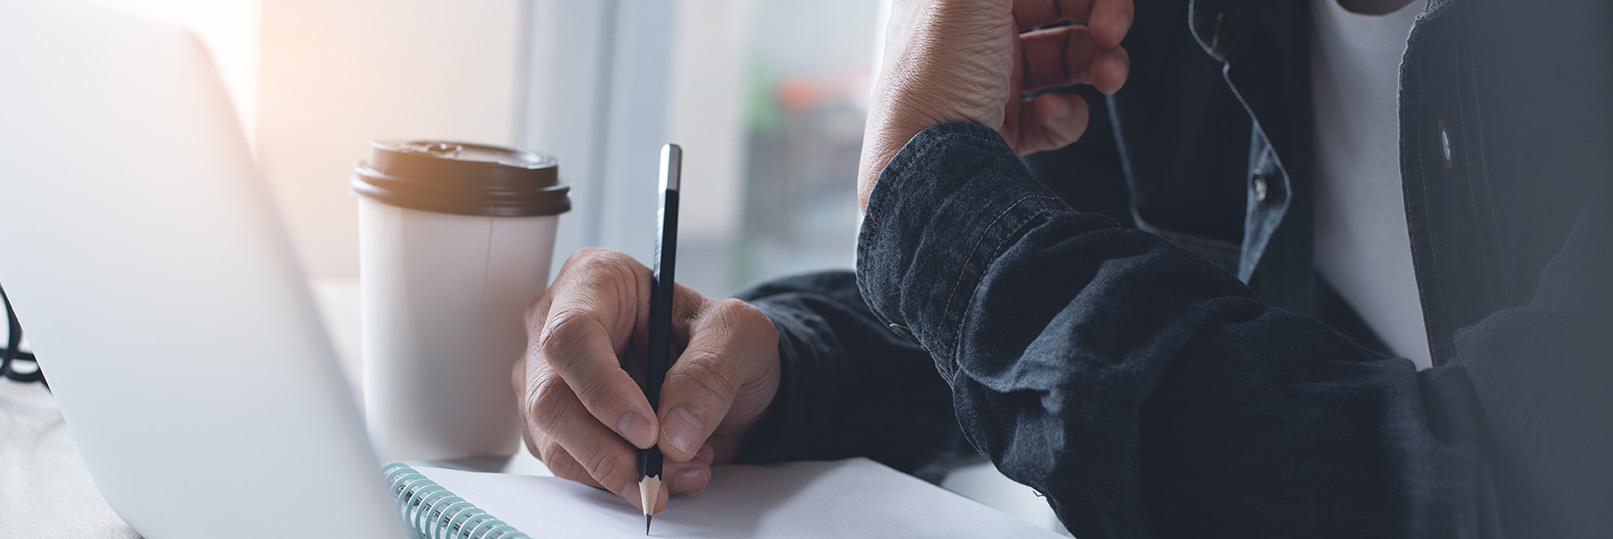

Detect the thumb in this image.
[1018,92,1090,155]
[654,299,773,462]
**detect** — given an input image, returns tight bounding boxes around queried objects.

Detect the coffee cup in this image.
[352,140,569,462]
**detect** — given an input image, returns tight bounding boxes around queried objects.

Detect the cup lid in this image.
[352,140,571,217]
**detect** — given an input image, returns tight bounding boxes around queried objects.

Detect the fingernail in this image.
[1047,98,1071,121]
[671,468,704,492]
[618,413,656,449]
[663,407,704,454]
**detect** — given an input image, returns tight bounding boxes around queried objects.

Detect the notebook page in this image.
[414,457,1060,538]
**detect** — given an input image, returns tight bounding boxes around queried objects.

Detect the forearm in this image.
[857,121,1486,537]
[732,271,975,482]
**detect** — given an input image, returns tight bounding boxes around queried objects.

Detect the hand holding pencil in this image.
[510,145,782,526]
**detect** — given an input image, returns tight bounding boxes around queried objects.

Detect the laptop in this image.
[0,3,404,538]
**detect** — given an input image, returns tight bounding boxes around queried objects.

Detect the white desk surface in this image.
[0,379,140,538]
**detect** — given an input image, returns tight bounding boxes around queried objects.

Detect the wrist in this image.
[857,6,1008,210]
[857,115,926,211]
[857,77,967,211]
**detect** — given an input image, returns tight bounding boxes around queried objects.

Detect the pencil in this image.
[639,143,681,535]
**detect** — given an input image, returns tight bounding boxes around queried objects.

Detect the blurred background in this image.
[93,0,875,297]
[71,0,882,400]
[74,0,1062,532]
[86,0,886,368]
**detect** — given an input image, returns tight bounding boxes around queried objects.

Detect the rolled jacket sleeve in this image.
[731,271,977,483]
[856,121,1494,538]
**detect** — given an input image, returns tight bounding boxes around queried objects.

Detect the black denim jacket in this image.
[736,0,1613,537]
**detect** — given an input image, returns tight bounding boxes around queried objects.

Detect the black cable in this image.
[1,283,48,388]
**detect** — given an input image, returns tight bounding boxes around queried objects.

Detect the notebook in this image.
[383,457,1061,538]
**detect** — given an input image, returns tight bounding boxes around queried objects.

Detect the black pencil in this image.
[639,143,681,535]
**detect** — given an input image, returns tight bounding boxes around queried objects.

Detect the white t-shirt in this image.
[1310,0,1433,368]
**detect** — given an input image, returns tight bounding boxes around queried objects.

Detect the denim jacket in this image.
[736,0,1613,537]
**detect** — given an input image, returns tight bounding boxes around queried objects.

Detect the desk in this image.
[0,379,139,538]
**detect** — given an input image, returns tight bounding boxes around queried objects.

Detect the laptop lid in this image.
[0,4,402,537]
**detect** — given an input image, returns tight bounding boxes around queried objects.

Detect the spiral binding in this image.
[384,462,532,539]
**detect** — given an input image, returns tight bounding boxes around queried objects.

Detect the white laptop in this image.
[0,3,404,538]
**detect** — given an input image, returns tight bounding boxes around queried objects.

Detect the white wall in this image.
[255,0,521,281]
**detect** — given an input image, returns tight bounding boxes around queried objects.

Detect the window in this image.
[519,0,881,296]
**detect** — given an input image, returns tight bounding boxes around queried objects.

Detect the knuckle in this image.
[700,298,777,349]
[525,372,571,428]
[671,351,738,403]
[557,249,639,296]
[543,448,589,484]
[710,299,759,328]
[572,248,635,278]
[550,461,586,484]
[711,298,749,319]
[565,246,612,268]
[575,439,628,486]
[537,441,563,464]
[538,309,591,362]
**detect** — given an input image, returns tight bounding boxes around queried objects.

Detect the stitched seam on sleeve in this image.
[938,198,1058,363]
[862,130,1007,263]
[949,206,1057,365]
[859,126,1024,333]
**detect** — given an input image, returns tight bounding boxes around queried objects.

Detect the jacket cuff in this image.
[733,297,853,463]
[855,121,1075,382]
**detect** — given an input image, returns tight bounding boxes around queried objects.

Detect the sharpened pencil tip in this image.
[645,514,652,535]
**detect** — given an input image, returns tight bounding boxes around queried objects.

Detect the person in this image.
[511,0,1613,536]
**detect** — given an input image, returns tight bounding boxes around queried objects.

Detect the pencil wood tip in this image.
[638,475,661,522]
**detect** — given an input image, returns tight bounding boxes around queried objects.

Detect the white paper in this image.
[413,458,1061,538]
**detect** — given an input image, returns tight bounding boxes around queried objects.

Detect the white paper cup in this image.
[352,141,570,462]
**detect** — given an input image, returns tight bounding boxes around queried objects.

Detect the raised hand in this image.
[858,0,1134,209]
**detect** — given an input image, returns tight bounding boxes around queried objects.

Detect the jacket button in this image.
[1252,174,1268,201]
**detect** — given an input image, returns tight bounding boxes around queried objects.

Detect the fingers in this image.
[1094,45,1130,96]
[512,247,747,514]
[519,363,645,504]
[1013,0,1134,47]
[655,299,776,462]
[1015,92,1090,156]
[526,248,660,451]
[1089,0,1135,48]
[1013,0,1086,31]
[540,444,667,514]
[1019,25,1093,92]
[533,437,714,513]
[534,247,651,352]
[1019,25,1130,95]
[664,444,717,495]
[539,308,660,449]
